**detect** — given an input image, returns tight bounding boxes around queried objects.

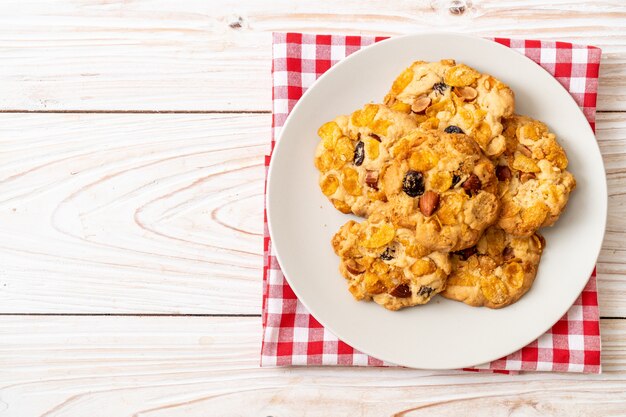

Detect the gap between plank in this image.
[0,109,271,114]
[0,110,621,115]
[0,313,623,320]
[0,313,262,317]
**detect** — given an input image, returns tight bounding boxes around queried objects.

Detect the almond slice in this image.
[520,172,536,183]
[345,259,366,275]
[454,86,478,101]
[519,145,533,158]
[411,96,431,113]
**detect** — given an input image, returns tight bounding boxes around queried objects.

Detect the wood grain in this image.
[1,316,625,417]
[0,0,624,111]
[0,112,624,316]
[0,113,267,314]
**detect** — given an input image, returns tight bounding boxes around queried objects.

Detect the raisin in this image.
[453,246,477,261]
[390,283,411,298]
[370,133,382,142]
[462,174,482,196]
[353,141,364,166]
[417,286,434,298]
[402,170,425,197]
[433,82,448,94]
[380,247,395,261]
[496,165,512,181]
[451,174,461,187]
[444,125,464,134]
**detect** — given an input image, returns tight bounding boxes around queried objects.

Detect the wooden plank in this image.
[597,112,626,317]
[0,113,267,314]
[0,0,624,111]
[0,112,624,315]
[1,316,626,416]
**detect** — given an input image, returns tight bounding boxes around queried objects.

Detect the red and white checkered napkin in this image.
[262,33,603,373]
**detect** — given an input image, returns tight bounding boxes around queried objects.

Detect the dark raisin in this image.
[453,246,477,261]
[353,141,364,166]
[370,133,381,142]
[444,125,464,134]
[462,174,482,196]
[451,174,461,187]
[380,247,395,261]
[433,82,448,94]
[417,286,434,298]
[496,165,512,181]
[390,283,411,298]
[402,170,425,197]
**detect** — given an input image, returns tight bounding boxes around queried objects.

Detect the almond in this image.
[345,259,365,275]
[411,95,431,113]
[365,170,379,190]
[496,165,512,181]
[454,86,478,101]
[419,190,440,217]
[390,283,411,298]
[462,174,482,195]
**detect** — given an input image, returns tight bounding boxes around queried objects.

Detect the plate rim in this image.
[266,32,607,369]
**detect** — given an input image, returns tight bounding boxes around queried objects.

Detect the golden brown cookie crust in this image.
[384,59,515,157]
[314,104,419,216]
[442,226,545,308]
[375,129,500,252]
[332,214,451,311]
[496,115,577,236]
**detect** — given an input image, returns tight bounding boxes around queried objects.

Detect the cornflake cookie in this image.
[496,115,576,236]
[377,129,500,252]
[314,103,419,216]
[332,214,451,311]
[442,226,545,309]
[383,59,515,156]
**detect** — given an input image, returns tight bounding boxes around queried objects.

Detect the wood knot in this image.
[229,16,243,29]
[448,0,470,15]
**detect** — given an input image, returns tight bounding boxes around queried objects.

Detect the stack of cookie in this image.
[314,60,576,310]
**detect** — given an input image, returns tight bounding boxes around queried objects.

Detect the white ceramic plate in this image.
[267,33,607,369]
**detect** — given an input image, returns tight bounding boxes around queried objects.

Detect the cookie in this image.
[314,103,419,216]
[442,226,545,309]
[332,213,451,311]
[383,59,515,156]
[496,115,576,236]
[376,129,500,252]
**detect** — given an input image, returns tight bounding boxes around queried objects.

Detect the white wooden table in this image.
[2,2,626,415]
